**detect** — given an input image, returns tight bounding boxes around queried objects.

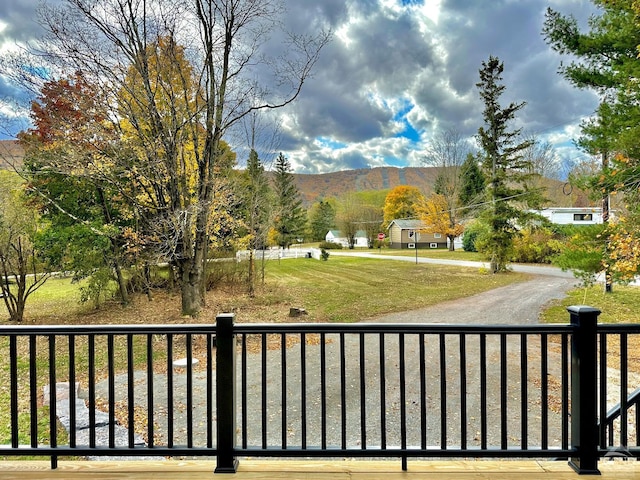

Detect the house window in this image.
[408,243,415,249]
[430,243,438,249]
[574,213,593,221]
[434,233,442,238]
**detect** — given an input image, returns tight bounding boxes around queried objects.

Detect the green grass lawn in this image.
[348,247,487,262]
[542,283,640,324]
[263,255,525,322]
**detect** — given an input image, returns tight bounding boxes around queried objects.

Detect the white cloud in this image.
[0,0,601,172]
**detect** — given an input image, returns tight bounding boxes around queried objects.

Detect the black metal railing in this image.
[0,324,218,467]
[597,323,640,460]
[0,306,637,475]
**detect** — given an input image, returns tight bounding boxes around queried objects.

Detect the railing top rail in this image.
[0,324,217,335]
[597,324,640,334]
[0,322,577,336]
[234,322,574,335]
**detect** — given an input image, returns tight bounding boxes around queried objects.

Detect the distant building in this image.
[532,207,611,225]
[325,230,369,248]
[386,219,447,249]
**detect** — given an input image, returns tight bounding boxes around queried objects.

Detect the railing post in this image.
[215,313,239,474]
[568,305,601,475]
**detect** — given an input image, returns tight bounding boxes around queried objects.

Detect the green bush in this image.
[462,221,489,252]
[510,226,563,264]
[79,267,116,309]
[319,241,343,250]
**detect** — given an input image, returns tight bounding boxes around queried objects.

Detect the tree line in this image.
[2,0,639,322]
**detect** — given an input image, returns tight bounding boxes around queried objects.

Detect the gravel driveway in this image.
[89,270,577,456]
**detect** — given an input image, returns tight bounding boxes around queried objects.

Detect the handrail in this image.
[601,387,640,428]
[2,306,639,476]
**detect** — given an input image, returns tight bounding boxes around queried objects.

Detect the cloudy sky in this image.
[0,0,600,175]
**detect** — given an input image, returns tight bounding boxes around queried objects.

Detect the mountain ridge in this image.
[0,140,585,207]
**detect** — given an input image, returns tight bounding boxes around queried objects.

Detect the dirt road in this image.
[365,274,577,325]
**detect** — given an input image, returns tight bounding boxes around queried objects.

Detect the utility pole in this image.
[602,151,612,293]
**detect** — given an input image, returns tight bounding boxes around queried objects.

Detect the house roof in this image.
[387,219,426,230]
[327,229,368,238]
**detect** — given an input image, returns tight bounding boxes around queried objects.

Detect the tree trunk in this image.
[113,259,129,305]
[448,234,455,251]
[179,258,204,317]
[248,249,255,297]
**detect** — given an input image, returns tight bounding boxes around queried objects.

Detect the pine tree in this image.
[272,153,307,248]
[458,153,486,213]
[309,200,336,242]
[241,149,272,295]
[476,56,539,273]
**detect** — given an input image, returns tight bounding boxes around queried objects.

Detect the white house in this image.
[325,230,369,248]
[532,207,611,225]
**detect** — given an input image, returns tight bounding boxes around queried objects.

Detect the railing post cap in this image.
[216,312,236,322]
[567,305,601,315]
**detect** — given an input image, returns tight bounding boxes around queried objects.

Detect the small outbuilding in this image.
[387,219,447,249]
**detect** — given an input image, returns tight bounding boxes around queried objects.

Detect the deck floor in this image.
[1,460,640,479]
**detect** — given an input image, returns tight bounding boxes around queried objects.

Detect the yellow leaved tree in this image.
[418,194,464,251]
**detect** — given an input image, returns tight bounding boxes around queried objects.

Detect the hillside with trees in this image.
[0,139,591,209]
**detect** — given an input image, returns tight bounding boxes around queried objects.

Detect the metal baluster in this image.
[419,333,427,450]
[599,332,607,449]
[146,334,154,448]
[360,333,366,449]
[521,334,528,450]
[9,336,18,449]
[340,332,347,450]
[127,334,134,448]
[379,333,386,450]
[541,334,548,450]
[399,333,407,471]
[321,332,327,450]
[69,335,76,449]
[29,335,37,449]
[281,333,287,449]
[167,334,174,448]
[620,333,628,448]
[88,335,96,449]
[460,333,467,450]
[261,333,267,449]
[301,333,307,450]
[108,334,115,449]
[241,334,248,450]
[186,334,194,448]
[439,333,447,448]
[48,335,57,468]
[480,333,487,450]
[500,333,507,450]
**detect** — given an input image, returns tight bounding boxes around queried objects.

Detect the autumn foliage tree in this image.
[418,194,464,251]
[18,73,131,305]
[7,0,329,316]
[382,185,426,227]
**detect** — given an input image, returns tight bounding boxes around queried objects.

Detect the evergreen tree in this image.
[458,153,486,213]
[476,56,539,273]
[272,153,307,248]
[241,149,272,295]
[543,2,640,289]
[309,200,336,241]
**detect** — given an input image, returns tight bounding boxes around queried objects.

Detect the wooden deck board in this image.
[1,460,640,479]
